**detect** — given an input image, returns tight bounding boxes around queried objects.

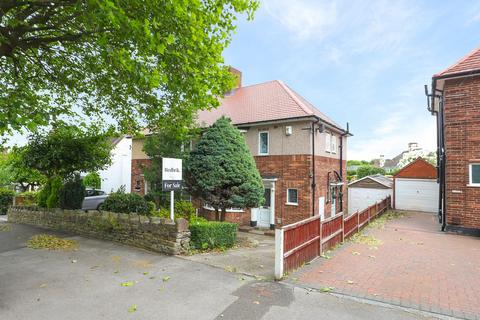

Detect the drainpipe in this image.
[311,118,320,216]
[339,123,350,213]
[427,81,446,231]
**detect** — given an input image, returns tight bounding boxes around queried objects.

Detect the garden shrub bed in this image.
[189,221,238,249]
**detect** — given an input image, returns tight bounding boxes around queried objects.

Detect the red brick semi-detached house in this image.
[132,68,351,228]
[428,47,480,233]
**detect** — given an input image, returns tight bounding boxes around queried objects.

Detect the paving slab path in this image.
[288,211,480,320]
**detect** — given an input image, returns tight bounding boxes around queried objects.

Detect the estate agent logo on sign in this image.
[162,158,182,191]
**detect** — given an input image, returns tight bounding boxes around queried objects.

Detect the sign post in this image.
[162,158,183,221]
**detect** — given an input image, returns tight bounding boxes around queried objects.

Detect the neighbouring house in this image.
[372,142,434,172]
[347,174,392,214]
[131,68,351,228]
[393,158,438,213]
[98,136,132,193]
[428,47,480,232]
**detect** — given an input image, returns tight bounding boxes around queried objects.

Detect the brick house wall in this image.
[131,159,151,196]
[443,76,480,229]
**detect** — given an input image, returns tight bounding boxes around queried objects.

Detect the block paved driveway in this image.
[289,211,480,320]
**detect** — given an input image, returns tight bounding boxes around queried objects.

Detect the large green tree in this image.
[22,124,113,179]
[185,117,263,221]
[0,0,258,134]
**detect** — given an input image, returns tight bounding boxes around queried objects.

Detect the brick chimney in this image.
[228,66,242,89]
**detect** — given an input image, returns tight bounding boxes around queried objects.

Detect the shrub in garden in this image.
[0,188,15,214]
[18,191,39,205]
[46,176,62,208]
[189,221,238,249]
[100,190,150,215]
[59,175,86,209]
[37,179,51,208]
[147,201,156,214]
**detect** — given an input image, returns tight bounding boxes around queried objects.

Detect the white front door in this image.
[258,188,271,228]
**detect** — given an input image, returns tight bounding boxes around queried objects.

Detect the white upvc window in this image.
[286,188,298,205]
[325,133,331,152]
[331,135,337,154]
[469,163,480,186]
[259,131,269,155]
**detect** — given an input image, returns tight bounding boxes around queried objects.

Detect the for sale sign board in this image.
[162,158,182,191]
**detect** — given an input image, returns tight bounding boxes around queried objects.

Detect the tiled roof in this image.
[197,80,343,130]
[434,47,480,78]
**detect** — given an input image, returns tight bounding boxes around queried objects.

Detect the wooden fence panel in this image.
[343,212,358,238]
[275,196,392,279]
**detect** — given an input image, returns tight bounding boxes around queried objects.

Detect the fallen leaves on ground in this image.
[0,223,12,231]
[350,233,382,248]
[351,251,361,255]
[127,304,137,313]
[162,276,170,282]
[369,210,406,229]
[39,283,47,288]
[347,280,355,284]
[224,266,237,273]
[27,234,77,250]
[320,254,331,259]
[320,286,334,292]
[120,281,134,287]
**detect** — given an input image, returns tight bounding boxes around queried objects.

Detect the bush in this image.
[59,175,86,209]
[147,201,156,214]
[18,191,39,205]
[151,201,197,221]
[189,221,238,249]
[0,188,15,214]
[37,179,51,208]
[46,176,62,208]
[100,190,150,215]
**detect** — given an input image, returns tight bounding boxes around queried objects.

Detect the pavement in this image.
[0,222,438,320]
[289,211,480,320]
[182,231,275,279]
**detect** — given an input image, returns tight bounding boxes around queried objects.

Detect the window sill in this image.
[257,153,269,156]
[203,206,244,213]
[467,184,480,188]
[285,202,298,206]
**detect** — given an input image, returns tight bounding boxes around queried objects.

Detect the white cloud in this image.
[263,0,337,40]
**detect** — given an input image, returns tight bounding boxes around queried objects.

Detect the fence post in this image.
[356,210,359,232]
[274,228,284,280]
[341,213,345,242]
[319,216,322,256]
[375,201,378,216]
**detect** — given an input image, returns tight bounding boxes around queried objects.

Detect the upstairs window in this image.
[469,164,480,186]
[259,131,269,155]
[331,135,337,154]
[325,133,331,152]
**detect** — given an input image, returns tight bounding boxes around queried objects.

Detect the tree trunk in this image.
[220,207,226,222]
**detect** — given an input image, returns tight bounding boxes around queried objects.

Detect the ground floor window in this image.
[469,163,480,186]
[286,188,298,205]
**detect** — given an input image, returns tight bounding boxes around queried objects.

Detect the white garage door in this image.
[348,188,393,214]
[395,178,439,213]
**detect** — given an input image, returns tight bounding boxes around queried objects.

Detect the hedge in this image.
[189,221,238,249]
[0,188,15,215]
[100,191,150,215]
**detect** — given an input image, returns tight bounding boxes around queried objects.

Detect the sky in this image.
[222,0,480,160]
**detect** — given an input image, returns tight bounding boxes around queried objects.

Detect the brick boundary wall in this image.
[8,206,190,255]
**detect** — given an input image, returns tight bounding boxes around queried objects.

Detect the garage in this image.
[348,174,393,214]
[394,158,439,213]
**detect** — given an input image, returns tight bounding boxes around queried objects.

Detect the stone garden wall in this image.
[8,206,190,255]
